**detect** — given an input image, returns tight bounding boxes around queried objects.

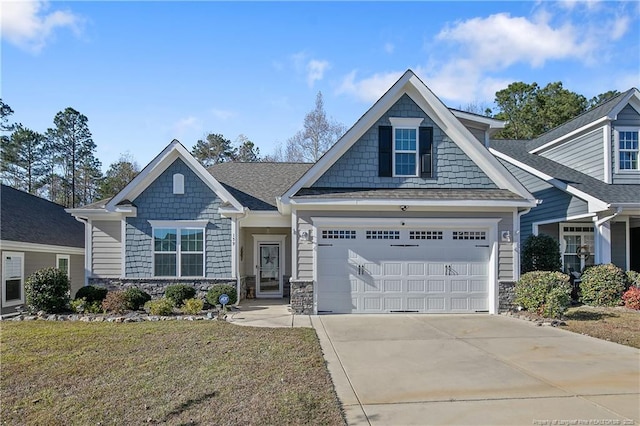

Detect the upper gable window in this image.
[616,128,639,172]
[380,118,433,178]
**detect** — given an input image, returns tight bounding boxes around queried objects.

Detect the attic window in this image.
[173,173,185,194]
[616,128,639,171]
[379,118,433,178]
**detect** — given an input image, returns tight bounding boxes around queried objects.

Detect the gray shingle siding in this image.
[125,158,231,278]
[312,94,496,189]
[499,160,588,245]
[541,128,605,181]
[612,105,640,185]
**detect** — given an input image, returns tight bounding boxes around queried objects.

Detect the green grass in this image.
[0,321,345,425]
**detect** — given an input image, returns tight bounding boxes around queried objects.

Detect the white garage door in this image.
[317,227,492,313]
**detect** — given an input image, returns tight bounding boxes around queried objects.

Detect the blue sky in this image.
[2,1,639,171]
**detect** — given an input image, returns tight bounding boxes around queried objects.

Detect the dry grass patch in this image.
[1,321,345,425]
[561,306,640,349]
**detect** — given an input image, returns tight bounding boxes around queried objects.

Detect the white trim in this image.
[311,217,502,228]
[2,251,25,307]
[513,210,520,282]
[291,209,298,280]
[56,254,71,278]
[613,126,640,173]
[282,70,534,203]
[85,218,92,286]
[107,140,244,212]
[490,148,610,212]
[230,217,237,280]
[392,125,420,177]
[531,213,596,236]
[291,198,535,208]
[151,224,207,278]
[530,117,610,154]
[120,218,127,278]
[148,220,210,228]
[450,110,506,129]
[389,117,424,127]
[624,216,631,270]
[603,124,612,184]
[253,234,286,298]
[0,240,84,255]
[239,211,290,228]
[559,222,596,272]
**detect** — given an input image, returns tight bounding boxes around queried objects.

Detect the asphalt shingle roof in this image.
[491,140,640,205]
[0,185,85,248]
[294,187,526,201]
[209,162,313,210]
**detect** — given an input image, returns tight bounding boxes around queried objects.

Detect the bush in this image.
[164,284,196,307]
[123,287,151,310]
[521,234,562,273]
[25,267,70,313]
[181,298,204,315]
[622,287,640,310]
[144,298,174,316]
[69,298,102,314]
[101,291,128,314]
[206,284,237,306]
[515,271,572,318]
[579,264,626,307]
[74,285,108,304]
[626,270,640,289]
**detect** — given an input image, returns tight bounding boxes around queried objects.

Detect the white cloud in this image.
[171,116,201,140]
[0,0,83,53]
[306,59,330,87]
[336,70,404,103]
[383,42,395,54]
[210,108,236,121]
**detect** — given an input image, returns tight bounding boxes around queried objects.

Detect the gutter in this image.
[596,206,623,227]
[234,208,248,307]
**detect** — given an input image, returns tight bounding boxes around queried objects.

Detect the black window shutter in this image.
[419,127,433,178]
[378,126,392,177]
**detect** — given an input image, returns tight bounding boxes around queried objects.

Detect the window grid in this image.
[394,128,417,176]
[409,230,443,240]
[452,231,486,240]
[366,230,400,240]
[322,230,356,239]
[153,227,204,277]
[562,226,593,233]
[618,130,639,170]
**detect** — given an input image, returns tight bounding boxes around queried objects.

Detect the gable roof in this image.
[106,140,244,212]
[0,185,84,248]
[209,162,312,210]
[490,140,640,208]
[281,69,534,205]
[528,88,640,153]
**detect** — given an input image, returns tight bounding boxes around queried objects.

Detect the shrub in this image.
[164,284,196,307]
[75,285,108,304]
[70,298,103,314]
[25,267,70,313]
[622,287,640,310]
[123,287,151,310]
[626,270,640,289]
[144,298,174,316]
[181,298,204,315]
[101,291,128,314]
[521,234,562,273]
[579,264,626,307]
[515,271,572,318]
[206,284,237,306]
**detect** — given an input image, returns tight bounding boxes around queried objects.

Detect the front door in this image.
[256,242,283,297]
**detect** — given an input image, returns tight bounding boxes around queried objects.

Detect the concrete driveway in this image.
[313,314,639,426]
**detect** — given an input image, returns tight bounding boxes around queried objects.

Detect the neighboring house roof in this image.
[527,88,640,152]
[490,140,640,206]
[209,162,312,210]
[0,184,84,248]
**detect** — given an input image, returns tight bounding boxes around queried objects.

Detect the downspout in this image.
[234,208,248,307]
[72,216,90,287]
[595,206,622,227]
[514,208,532,281]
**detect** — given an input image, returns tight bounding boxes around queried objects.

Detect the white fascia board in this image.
[240,211,290,228]
[148,220,210,228]
[608,89,640,119]
[451,110,506,129]
[290,198,536,208]
[530,118,610,154]
[107,140,244,212]
[490,148,609,212]
[0,240,85,255]
[311,217,502,228]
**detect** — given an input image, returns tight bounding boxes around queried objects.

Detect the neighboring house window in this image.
[2,252,24,307]
[616,128,639,171]
[560,224,594,274]
[379,118,433,178]
[153,227,204,277]
[56,254,70,278]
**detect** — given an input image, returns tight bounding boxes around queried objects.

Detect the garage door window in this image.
[366,230,400,240]
[322,230,356,239]
[409,230,443,240]
[452,231,486,240]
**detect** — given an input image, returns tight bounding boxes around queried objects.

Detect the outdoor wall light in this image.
[299,230,311,242]
[400,205,408,211]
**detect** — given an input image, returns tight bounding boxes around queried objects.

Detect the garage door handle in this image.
[475,244,489,248]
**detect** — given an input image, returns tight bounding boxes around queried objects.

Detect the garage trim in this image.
[311,217,501,314]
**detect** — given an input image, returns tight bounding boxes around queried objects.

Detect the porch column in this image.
[593,219,612,265]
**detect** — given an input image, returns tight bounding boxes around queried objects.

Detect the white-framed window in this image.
[56,254,70,278]
[615,127,639,172]
[560,224,594,274]
[152,224,205,277]
[2,252,24,307]
[390,117,424,177]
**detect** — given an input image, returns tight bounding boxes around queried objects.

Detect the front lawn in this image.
[0,321,345,425]
[561,306,640,349]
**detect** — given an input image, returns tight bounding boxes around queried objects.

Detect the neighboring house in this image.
[69,69,538,315]
[0,185,85,316]
[491,89,640,275]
